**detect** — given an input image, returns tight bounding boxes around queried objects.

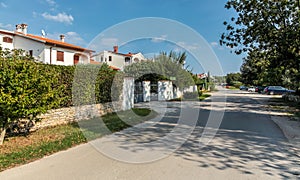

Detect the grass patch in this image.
[227,86,239,90]
[169,93,211,101]
[0,108,156,172]
[268,97,300,120]
[198,94,211,101]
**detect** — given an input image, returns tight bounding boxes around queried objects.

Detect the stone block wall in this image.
[28,77,134,131]
[31,101,123,131]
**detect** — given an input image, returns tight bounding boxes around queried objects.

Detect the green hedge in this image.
[0,49,123,143]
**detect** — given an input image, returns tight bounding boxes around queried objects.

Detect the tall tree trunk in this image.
[0,127,6,145]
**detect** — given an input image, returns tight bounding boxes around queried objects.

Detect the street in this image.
[1,88,299,179]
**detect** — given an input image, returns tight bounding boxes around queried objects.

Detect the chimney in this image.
[113,46,118,53]
[21,24,28,35]
[16,24,22,33]
[16,24,28,35]
[60,34,65,42]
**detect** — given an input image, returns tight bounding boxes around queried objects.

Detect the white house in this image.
[0,24,94,66]
[92,46,147,70]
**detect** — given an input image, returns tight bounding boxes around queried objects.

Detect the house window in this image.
[29,50,33,57]
[3,37,13,43]
[101,56,103,62]
[74,55,80,64]
[57,51,64,62]
[109,56,112,61]
[125,57,130,63]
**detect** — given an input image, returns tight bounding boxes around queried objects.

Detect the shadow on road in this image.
[94,93,300,179]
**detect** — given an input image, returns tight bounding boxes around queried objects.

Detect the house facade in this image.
[92,46,146,70]
[0,24,93,66]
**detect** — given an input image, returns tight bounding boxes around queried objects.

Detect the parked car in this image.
[248,86,256,92]
[255,86,267,93]
[239,86,248,91]
[263,86,295,95]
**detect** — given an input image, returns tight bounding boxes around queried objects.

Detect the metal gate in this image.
[150,83,158,101]
[134,81,143,103]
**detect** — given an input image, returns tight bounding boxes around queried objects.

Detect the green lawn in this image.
[227,86,239,90]
[0,108,156,172]
[169,93,211,101]
[268,97,300,120]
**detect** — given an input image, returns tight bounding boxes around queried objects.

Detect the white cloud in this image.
[88,38,119,52]
[0,23,13,30]
[45,0,56,6]
[210,42,218,47]
[151,35,167,43]
[42,12,74,25]
[46,32,87,47]
[0,2,7,8]
[176,42,200,51]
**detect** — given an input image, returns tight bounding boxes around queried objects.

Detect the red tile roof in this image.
[25,33,94,52]
[108,51,136,57]
[109,65,120,71]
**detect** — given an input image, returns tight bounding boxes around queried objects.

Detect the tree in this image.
[124,51,194,91]
[226,72,241,86]
[0,48,59,145]
[220,0,300,89]
[240,48,270,86]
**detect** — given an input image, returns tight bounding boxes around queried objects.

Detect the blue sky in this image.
[0,0,244,75]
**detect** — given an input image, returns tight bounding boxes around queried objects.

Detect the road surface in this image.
[1,88,299,179]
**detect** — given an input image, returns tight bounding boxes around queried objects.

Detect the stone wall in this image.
[29,77,135,131]
[31,101,123,131]
[158,80,173,101]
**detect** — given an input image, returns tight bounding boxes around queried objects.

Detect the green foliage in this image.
[0,48,123,144]
[221,0,300,89]
[124,51,194,91]
[226,72,241,86]
[0,49,58,131]
[72,64,122,106]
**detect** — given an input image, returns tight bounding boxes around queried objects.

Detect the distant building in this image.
[0,24,94,66]
[92,46,146,70]
[197,73,208,79]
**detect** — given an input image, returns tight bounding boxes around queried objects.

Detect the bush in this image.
[0,50,59,144]
[72,64,123,106]
[0,49,123,144]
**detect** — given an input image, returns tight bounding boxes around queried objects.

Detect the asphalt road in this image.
[1,88,299,179]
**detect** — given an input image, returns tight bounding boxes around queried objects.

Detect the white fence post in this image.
[122,77,134,110]
[143,81,151,102]
[158,80,174,101]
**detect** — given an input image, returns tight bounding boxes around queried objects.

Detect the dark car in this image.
[263,86,295,95]
[239,86,248,91]
[255,86,267,93]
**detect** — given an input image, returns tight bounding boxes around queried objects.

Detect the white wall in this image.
[184,85,197,93]
[122,77,134,110]
[131,53,146,63]
[0,33,14,50]
[14,36,45,62]
[44,45,90,66]
[106,52,127,70]
[158,81,174,101]
[93,51,130,70]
